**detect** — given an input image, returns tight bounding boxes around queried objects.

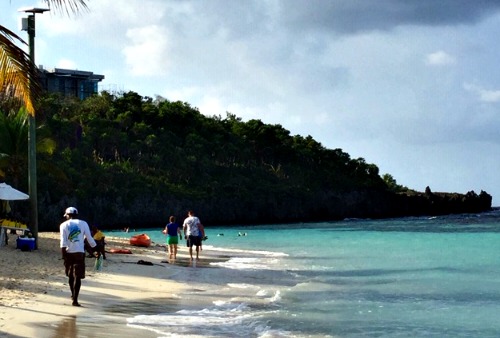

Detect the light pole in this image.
[19,7,49,249]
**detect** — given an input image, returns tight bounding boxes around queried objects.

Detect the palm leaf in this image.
[0,26,37,115]
[1,0,89,116]
[44,0,89,15]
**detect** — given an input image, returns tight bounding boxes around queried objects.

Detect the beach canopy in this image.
[0,183,29,201]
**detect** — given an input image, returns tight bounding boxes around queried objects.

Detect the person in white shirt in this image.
[183,210,205,261]
[59,207,96,306]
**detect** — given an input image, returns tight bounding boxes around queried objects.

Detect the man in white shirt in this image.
[183,210,205,261]
[60,207,96,306]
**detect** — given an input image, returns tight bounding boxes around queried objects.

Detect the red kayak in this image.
[129,233,151,247]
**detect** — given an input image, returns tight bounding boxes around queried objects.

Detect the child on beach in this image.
[85,224,106,259]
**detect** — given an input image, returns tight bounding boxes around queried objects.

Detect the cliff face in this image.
[164,188,493,226]
[341,189,492,220]
[34,185,492,230]
[386,189,493,218]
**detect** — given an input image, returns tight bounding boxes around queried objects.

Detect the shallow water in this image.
[110,209,500,337]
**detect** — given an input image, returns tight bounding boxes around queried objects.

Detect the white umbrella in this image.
[0,183,29,200]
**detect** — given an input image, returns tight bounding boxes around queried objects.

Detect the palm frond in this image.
[43,0,89,15]
[1,1,89,115]
[0,26,38,115]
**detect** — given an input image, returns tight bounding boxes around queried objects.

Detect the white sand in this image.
[0,232,222,338]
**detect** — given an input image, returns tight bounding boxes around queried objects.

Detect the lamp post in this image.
[19,7,49,249]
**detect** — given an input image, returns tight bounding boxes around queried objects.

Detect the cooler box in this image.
[17,237,35,251]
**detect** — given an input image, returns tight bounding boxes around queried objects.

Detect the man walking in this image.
[183,210,204,261]
[60,207,96,306]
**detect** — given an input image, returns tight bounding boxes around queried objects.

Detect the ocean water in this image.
[108,209,500,337]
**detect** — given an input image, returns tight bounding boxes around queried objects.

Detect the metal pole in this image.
[27,14,39,249]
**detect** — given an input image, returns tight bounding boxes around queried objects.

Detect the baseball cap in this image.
[64,207,78,217]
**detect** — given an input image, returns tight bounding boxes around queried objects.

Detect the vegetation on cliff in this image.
[0,92,492,230]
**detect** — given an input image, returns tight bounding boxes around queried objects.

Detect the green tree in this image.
[382,173,408,192]
[0,108,57,187]
[32,90,461,228]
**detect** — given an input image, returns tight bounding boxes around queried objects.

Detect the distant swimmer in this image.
[238,232,248,237]
[217,233,224,236]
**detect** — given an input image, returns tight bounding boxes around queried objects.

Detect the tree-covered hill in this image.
[0,92,492,230]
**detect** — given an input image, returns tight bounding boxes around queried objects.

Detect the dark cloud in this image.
[181,0,500,44]
[279,0,500,34]
[192,1,275,39]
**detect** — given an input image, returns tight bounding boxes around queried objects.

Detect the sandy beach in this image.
[0,231,224,338]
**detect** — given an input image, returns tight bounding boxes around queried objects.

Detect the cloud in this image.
[56,59,77,69]
[39,0,170,47]
[279,0,500,35]
[123,25,170,76]
[464,82,500,103]
[163,86,201,103]
[425,51,456,66]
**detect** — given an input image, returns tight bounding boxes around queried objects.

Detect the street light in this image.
[19,6,50,249]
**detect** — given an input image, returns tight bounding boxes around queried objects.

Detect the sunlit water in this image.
[108,209,500,337]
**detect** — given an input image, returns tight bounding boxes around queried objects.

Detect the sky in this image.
[2,0,500,205]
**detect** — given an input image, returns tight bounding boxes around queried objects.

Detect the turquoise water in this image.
[109,210,500,337]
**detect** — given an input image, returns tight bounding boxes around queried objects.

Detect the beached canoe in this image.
[129,233,151,247]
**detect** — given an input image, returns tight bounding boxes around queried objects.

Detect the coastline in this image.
[0,232,225,338]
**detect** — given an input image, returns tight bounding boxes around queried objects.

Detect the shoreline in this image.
[0,232,227,338]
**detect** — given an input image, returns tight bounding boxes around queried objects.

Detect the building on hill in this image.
[38,67,105,100]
